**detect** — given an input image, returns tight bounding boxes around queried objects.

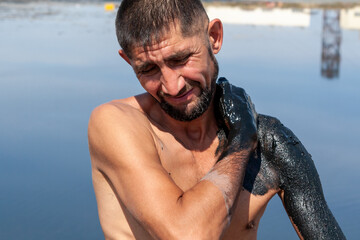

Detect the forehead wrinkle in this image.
[133,40,191,68]
[131,27,204,73]
[132,39,172,62]
[133,48,166,71]
[134,46,194,72]
[131,22,199,58]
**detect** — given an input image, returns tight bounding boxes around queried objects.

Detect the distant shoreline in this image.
[1,0,359,9]
[203,1,360,10]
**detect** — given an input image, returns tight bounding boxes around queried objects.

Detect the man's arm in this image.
[88,84,256,240]
[258,115,346,239]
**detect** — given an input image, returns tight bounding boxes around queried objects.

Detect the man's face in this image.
[128,24,219,121]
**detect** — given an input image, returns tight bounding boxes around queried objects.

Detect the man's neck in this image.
[135,92,219,151]
[159,101,219,151]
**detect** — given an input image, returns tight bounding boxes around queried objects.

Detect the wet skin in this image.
[217,79,346,239]
[90,77,346,239]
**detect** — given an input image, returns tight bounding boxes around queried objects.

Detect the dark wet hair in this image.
[115,0,209,58]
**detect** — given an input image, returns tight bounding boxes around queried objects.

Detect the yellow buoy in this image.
[104,3,115,12]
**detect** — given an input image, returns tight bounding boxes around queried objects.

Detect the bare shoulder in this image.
[88,96,165,240]
[88,94,159,171]
[89,95,148,123]
[88,93,157,127]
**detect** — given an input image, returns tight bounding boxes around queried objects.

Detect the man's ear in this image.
[118,49,131,65]
[208,19,223,54]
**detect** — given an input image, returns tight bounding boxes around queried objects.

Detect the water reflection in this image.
[205,3,360,80]
[321,10,341,79]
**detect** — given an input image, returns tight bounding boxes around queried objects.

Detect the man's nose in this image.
[160,67,185,96]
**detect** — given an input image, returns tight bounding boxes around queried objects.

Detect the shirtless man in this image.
[88,0,345,239]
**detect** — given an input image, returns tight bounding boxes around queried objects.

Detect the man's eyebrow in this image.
[164,50,192,61]
[135,61,152,72]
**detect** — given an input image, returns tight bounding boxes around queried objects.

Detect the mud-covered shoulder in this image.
[257,114,316,183]
[257,114,310,158]
[242,114,284,196]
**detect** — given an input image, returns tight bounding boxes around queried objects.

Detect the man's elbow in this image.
[155,212,225,240]
[157,225,221,240]
[157,189,228,239]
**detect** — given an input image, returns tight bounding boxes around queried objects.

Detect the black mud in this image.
[242,114,346,239]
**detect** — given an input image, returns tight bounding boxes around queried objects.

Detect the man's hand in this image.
[199,78,258,221]
[216,77,258,152]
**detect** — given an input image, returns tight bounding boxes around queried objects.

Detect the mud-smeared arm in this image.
[259,116,346,239]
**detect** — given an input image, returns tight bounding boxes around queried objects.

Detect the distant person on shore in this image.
[88,0,345,239]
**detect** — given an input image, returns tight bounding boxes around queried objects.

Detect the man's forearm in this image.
[171,148,251,239]
[201,78,257,224]
[201,148,251,221]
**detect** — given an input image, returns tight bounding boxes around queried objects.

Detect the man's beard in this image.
[158,52,219,122]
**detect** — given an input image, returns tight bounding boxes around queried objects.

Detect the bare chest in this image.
[155,133,219,191]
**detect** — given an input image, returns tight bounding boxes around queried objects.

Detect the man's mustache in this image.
[158,81,201,98]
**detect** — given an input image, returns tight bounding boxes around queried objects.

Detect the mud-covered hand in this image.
[216,77,258,151]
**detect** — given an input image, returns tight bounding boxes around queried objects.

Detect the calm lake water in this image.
[0,1,359,239]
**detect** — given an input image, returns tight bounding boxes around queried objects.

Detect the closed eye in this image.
[169,54,191,66]
[140,65,158,75]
